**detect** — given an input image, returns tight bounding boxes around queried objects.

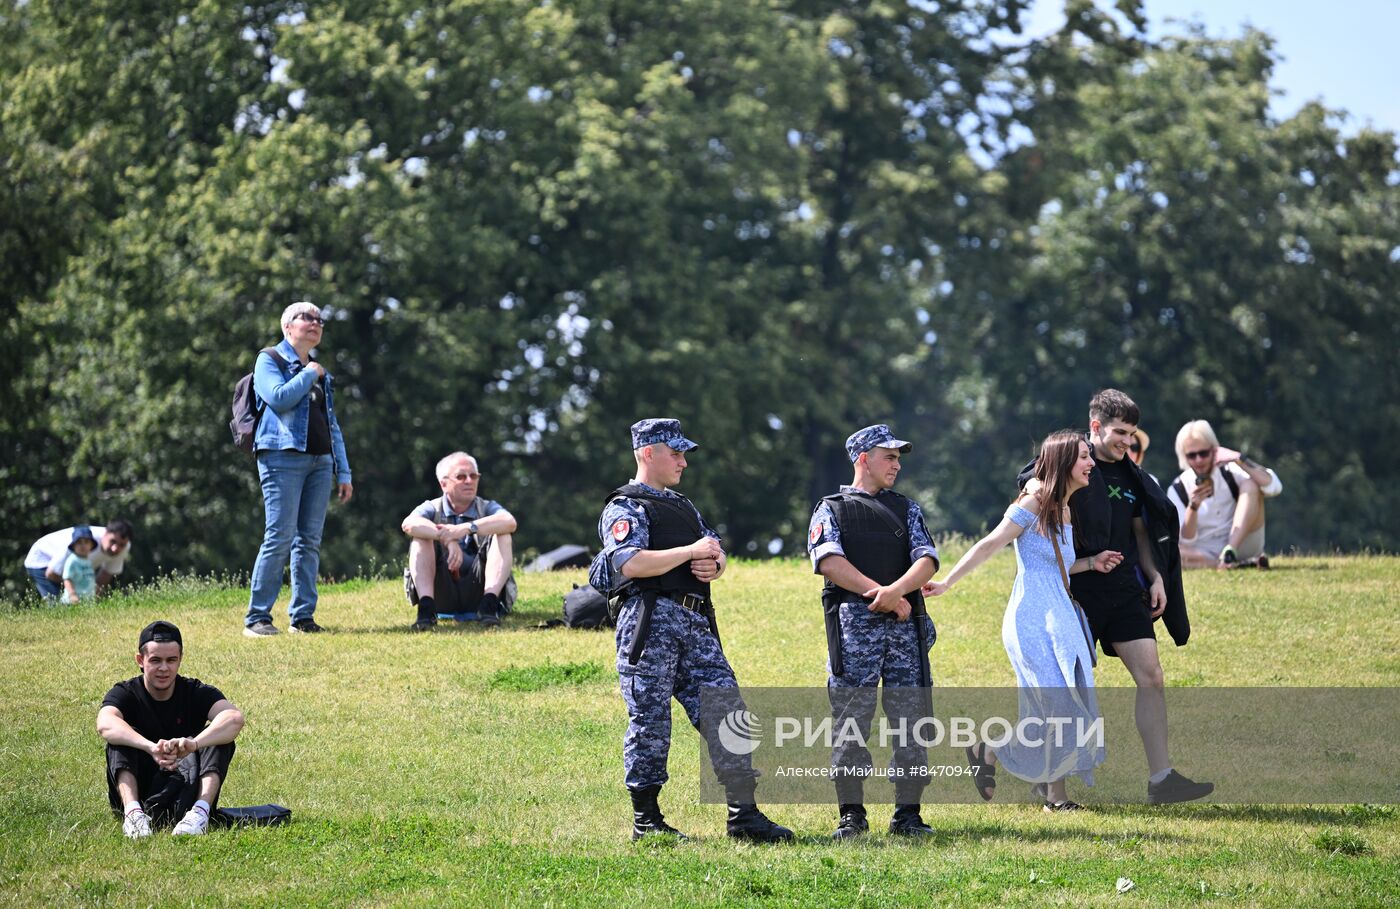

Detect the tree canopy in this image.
[4,0,1396,596]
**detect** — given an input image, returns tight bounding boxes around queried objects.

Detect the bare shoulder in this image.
[1014,491,1042,515]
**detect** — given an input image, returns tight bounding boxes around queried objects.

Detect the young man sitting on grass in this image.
[97,621,245,838]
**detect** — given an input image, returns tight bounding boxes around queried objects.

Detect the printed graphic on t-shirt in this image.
[1105,483,1137,504]
[1074,457,1146,595]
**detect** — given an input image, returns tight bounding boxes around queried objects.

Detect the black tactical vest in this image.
[606,484,710,599]
[823,490,926,615]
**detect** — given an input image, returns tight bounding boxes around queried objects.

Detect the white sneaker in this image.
[171,807,209,836]
[122,810,153,839]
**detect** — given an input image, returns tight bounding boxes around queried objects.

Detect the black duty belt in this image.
[670,592,709,613]
[627,589,717,666]
[822,587,932,686]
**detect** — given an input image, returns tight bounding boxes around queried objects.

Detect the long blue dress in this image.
[995,504,1106,785]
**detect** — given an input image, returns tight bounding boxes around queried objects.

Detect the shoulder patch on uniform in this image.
[809,523,823,545]
[611,519,632,542]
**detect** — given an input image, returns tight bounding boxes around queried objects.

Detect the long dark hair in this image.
[1031,430,1087,541]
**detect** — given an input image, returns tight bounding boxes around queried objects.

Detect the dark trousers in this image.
[409,537,515,615]
[106,742,235,826]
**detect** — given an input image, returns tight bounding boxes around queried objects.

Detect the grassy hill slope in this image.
[2,554,1397,907]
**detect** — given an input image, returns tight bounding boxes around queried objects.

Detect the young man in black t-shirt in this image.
[1073,390,1212,804]
[97,621,245,838]
[1073,447,1157,645]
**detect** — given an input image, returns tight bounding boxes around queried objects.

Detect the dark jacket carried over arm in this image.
[1017,439,1189,650]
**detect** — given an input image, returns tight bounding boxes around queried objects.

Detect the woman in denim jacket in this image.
[243,301,353,636]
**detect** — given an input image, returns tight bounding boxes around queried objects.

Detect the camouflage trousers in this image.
[827,600,936,802]
[616,596,757,793]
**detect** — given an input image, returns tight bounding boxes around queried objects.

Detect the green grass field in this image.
[3,553,1398,907]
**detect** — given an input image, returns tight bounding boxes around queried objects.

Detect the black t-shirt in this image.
[1073,455,1144,594]
[304,376,332,456]
[101,676,225,742]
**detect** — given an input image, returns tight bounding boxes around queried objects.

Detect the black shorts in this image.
[1073,582,1155,658]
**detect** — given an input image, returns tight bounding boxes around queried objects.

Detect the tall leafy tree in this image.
[4,0,1395,599]
[926,18,1400,549]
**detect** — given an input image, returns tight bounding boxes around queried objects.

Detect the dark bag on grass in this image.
[214,804,292,828]
[562,584,613,629]
[230,348,287,453]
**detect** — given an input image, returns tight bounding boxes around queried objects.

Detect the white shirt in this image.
[23,526,130,577]
[1169,464,1282,553]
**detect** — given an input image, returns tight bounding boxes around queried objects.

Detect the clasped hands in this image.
[434,523,469,573]
[864,584,912,622]
[148,737,199,770]
[688,537,723,582]
[433,522,471,543]
[432,522,481,573]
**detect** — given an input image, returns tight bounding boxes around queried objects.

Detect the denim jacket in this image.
[252,339,352,483]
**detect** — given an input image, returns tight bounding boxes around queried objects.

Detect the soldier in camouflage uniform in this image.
[593,418,792,843]
[808,424,939,839]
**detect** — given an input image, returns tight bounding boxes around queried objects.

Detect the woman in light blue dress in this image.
[925,431,1122,811]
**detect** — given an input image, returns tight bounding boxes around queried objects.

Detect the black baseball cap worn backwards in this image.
[138,621,183,650]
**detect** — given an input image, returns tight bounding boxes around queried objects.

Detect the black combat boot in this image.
[630,786,686,841]
[831,803,868,840]
[726,803,795,843]
[723,780,793,842]
[888,803,935,837]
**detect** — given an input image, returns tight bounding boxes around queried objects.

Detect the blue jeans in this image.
[27,566,61,600]
[246,450,334,627]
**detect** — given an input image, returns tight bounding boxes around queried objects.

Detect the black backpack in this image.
[230,348,286,453]
[562,583,614,629]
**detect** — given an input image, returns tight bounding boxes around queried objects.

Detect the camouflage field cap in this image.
[631,418,699,451]
[845,424,912,462]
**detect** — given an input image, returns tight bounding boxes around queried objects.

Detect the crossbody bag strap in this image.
[1050,532,1073,594]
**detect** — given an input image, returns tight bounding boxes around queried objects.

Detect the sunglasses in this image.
[450,472,481,482]
[1185,449,1213,461]
[294,314,325,326]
